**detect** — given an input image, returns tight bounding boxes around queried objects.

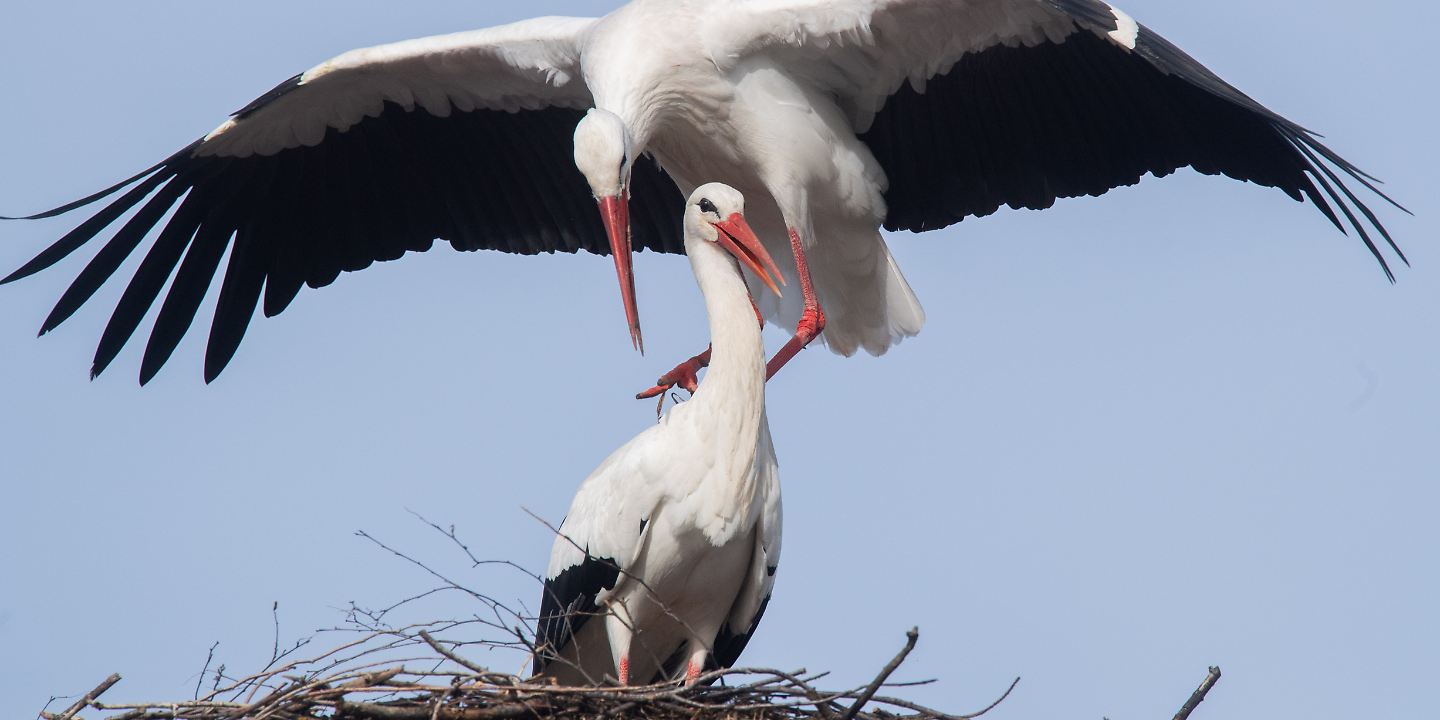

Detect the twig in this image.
[417,631,494,679]
[839,627,918,720]
[338,668,406,690]
[53,673,122,720]
[962,676,1021,719]
[1173,666,1222,720]
[194,643,220,701]
[271,602,281,664]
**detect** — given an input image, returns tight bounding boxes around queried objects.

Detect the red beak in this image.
[712,213,785,296]
[597,194,642,352]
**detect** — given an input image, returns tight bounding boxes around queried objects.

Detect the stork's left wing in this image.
[721,0,1405,275]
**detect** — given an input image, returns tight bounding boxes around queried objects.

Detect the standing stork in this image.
[533,183,782,686]
[2,1,1403,387]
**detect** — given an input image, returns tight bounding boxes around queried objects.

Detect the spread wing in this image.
[3,16,685,384]
[718,0,1404,273]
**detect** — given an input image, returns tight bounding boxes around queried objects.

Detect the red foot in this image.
[765,305,825,380]
[636,347,712,400]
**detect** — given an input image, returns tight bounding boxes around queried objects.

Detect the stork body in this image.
[534,184,782,686]
[2,1,1402,384]
[577,0,919,369]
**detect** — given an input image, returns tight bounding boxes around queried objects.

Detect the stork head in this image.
[685,184,784,296]
[573,109,642,350]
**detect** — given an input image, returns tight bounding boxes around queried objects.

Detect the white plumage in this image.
[3,1,1401,385]
[533,183,782,686]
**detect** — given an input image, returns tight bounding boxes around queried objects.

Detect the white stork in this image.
[533,183,782,687]
[2,1,1403,386]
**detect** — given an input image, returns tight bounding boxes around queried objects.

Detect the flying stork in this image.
[1,0,1403,387]
[533,183,782,686]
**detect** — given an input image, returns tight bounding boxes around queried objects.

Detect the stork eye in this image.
[698,198,717,215]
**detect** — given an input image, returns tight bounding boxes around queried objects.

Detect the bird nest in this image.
[42,626,1017,720]
[37,516,1217,720]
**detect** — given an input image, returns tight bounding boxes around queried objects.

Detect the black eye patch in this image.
[698,198,717,215]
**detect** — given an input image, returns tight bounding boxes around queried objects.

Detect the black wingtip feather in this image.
[90,189,212,380]
[1288,138,1399,280]
[141,218,235,386]
[1294,132,1409,213]
[0,142,198,221]
[2,170,174,286]
[204,228,269,384]
[38,177,192,335]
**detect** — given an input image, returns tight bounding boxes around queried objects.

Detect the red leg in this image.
[618,655,631,686]
[765,228,825,380]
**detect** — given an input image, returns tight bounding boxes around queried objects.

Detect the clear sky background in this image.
[1,1,1435,718]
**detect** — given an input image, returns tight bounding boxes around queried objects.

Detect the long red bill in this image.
[713,213,785,296]
[597,194,642,352]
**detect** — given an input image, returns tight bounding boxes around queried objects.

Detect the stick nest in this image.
[45,626,1014,720]
[40,518,1016,720]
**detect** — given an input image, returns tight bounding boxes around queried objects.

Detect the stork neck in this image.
[688,242,766,409]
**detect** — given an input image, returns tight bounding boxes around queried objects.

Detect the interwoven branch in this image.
[52,627,1015,720]
[33,516,1217,720]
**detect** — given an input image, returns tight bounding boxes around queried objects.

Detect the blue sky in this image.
[1,1,1436,718]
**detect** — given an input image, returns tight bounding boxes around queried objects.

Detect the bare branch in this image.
[1173,666,1222,720]
[961,676,1021,719]
[271,603,281,664]
[416,631,511,685]
[51,673,121,720]
[838,627,918,720]
[193,643,219,701]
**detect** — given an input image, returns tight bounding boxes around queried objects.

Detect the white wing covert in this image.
[199,18,598,158]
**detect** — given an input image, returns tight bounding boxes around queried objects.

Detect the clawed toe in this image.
[635,348,710,402]
[635,364,699,400]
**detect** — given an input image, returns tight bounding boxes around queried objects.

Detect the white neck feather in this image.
[670,230,770,544]
[688,240,765,405]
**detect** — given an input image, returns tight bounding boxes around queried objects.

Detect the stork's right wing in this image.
[533,524,626,679]
[4,16,685,384]
[533,448,661,677]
